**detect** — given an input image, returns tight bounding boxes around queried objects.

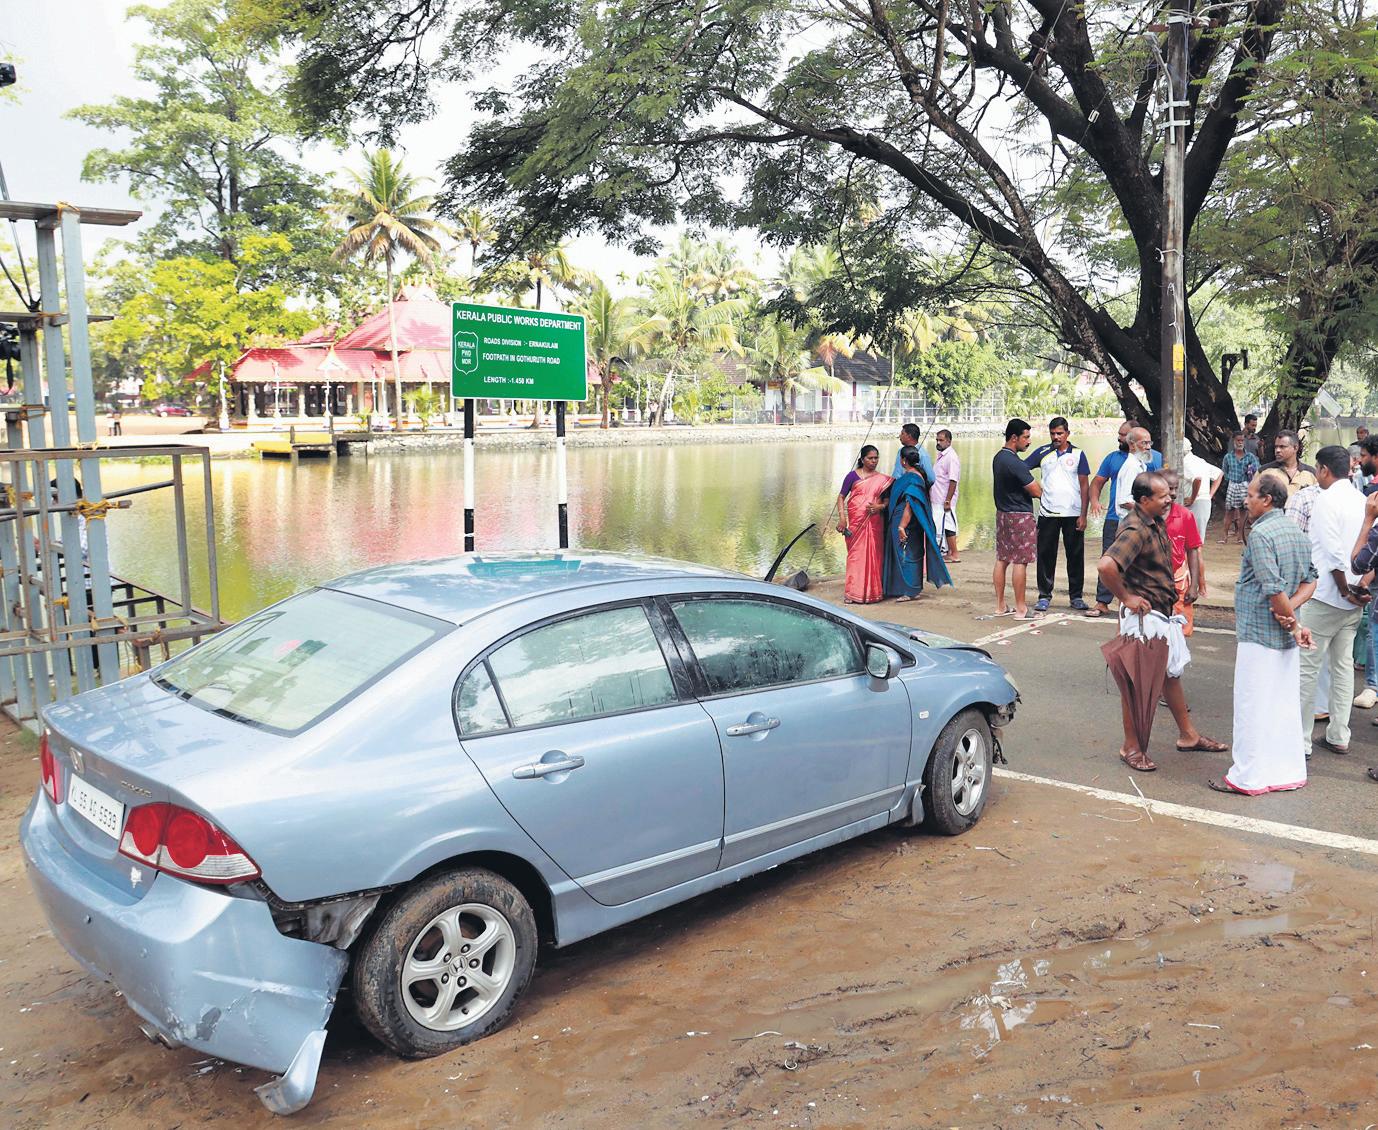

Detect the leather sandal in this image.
[1120,748,1157,772]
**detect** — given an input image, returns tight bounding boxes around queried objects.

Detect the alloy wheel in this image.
[401,903,516,1031]
[951,727,988,816]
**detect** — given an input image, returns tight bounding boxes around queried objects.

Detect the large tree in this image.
[276,0,1378,458]
[71,0,336,292]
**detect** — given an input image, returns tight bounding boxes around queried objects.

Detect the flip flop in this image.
[1207,778,1244,794]
[1176,736,1229,753]
[1083,607,1105,618]
[976,609,1015,621]
[1318,738,1350,755]
[1367,768,1378,782]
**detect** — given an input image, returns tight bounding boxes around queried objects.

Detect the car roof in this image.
[322,551,747,625]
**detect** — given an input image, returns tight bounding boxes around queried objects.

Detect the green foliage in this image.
[405,387,443,429]
[577,280,666,426]
[69,0,333,286]
[105,238,314,401]
[672,371,737,424]
[746,318,840,421]
[895,341,1010,409]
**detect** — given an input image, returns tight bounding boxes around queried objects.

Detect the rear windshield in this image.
[154,589,447,734]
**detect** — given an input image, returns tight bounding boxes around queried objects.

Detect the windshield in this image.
[154,589,447,734]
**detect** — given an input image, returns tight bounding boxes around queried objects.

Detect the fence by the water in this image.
[726,388,1008,427]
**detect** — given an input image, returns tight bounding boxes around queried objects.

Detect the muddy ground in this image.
[3,722,1378,1128]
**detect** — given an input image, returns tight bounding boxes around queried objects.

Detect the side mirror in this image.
[865,644,901,682]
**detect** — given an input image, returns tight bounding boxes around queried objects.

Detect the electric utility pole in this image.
[1160,2,1190,473]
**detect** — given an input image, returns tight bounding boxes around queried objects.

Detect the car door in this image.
[663,595,912,869]
[455,601,724,906]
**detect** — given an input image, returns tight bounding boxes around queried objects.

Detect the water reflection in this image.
[99,434,1138,620]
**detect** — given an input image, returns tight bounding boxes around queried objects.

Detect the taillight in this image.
[39,733,61,805]
[118,802,260,884]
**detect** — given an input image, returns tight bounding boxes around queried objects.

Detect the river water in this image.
[99,426,1351,621]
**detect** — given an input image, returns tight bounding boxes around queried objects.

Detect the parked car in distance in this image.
[152,404,192,417]
[20,553,1019,1115]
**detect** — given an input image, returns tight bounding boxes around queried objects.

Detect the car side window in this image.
[669,598,864,695]
[480,605,678,731]
[456,662,507,735]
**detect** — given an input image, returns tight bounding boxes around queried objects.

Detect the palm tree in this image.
[454,207,494,278]
[690,238,758,303]
[577,279,667,428]
[643,265,748,425]
[781,243,843,301]
[894,309,941,360]
[749,318,843,423]
[813,331,857,423]
[334,150,450,428]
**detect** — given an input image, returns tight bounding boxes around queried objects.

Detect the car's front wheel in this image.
[352,867,538,1058]
[921,708,993,835]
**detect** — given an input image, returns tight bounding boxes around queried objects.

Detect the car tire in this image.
[351,867,538,1059]
[921,708,993,835]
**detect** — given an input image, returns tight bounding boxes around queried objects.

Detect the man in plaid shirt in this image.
[1222,432,1261,544]
[1214,472,1317,794]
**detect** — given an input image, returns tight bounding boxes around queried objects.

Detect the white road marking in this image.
[995,768,1378,856]
[973,612,1074,646]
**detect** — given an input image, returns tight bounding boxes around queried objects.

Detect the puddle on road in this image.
[1195,856,1298,895]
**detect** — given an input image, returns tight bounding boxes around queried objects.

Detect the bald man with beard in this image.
[1113,428,1155,523]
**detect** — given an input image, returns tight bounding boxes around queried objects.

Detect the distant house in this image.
[198,285,461,421]
[701,349,893,423]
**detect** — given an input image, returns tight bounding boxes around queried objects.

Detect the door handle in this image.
[725,717,781,737]
[512,754,586,779]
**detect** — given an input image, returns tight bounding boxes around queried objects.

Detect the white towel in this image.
[1119,607,1192,678]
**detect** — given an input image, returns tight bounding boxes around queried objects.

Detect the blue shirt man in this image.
[1090,421,1163,613]
[894,423,935,483]
[1095,446,1164,516]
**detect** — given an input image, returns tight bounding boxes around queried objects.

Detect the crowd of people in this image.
[833,413,1378,797]
[834,423,958,605]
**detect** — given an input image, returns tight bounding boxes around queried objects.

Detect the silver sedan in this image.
[21,553,1018,1113]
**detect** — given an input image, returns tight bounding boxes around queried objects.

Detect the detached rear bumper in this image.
[20,794,348,1113]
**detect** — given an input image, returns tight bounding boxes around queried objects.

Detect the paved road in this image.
[818,579,1378,843]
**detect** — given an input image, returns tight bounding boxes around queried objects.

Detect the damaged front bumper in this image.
[20,795,348,1114]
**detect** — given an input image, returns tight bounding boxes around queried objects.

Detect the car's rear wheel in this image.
[352,867,537,1058]
[921,708,992,835]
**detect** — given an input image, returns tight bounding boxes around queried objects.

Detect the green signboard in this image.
[451,301,588,401]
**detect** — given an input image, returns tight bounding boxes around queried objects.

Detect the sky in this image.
[0,1,778,298]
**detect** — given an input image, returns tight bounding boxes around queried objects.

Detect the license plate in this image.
[68,774,125,841]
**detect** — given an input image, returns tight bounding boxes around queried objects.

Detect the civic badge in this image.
[70,747,84,775]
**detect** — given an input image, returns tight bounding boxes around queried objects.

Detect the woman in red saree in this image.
[835,445,892,604]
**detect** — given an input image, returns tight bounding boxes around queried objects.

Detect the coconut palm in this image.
[781,243,843,301]
[813,331,857,423]
[691,239,758,303]
[454,208,494,277]
[334,150,451,427]
[749,318,843,423]
[642,265,748,425]
[577,279,667,428]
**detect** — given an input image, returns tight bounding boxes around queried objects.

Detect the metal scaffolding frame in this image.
[0,200,226,724]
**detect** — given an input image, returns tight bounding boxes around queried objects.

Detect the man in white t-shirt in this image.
[1183,442,1224,543]
[1025,416,1091,613]
[930,428,961,561]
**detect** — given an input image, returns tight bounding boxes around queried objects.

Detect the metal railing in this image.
[0,200,227,724]
[0,444,225,719]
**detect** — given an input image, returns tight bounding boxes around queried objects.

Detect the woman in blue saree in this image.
[884,445,953,600]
